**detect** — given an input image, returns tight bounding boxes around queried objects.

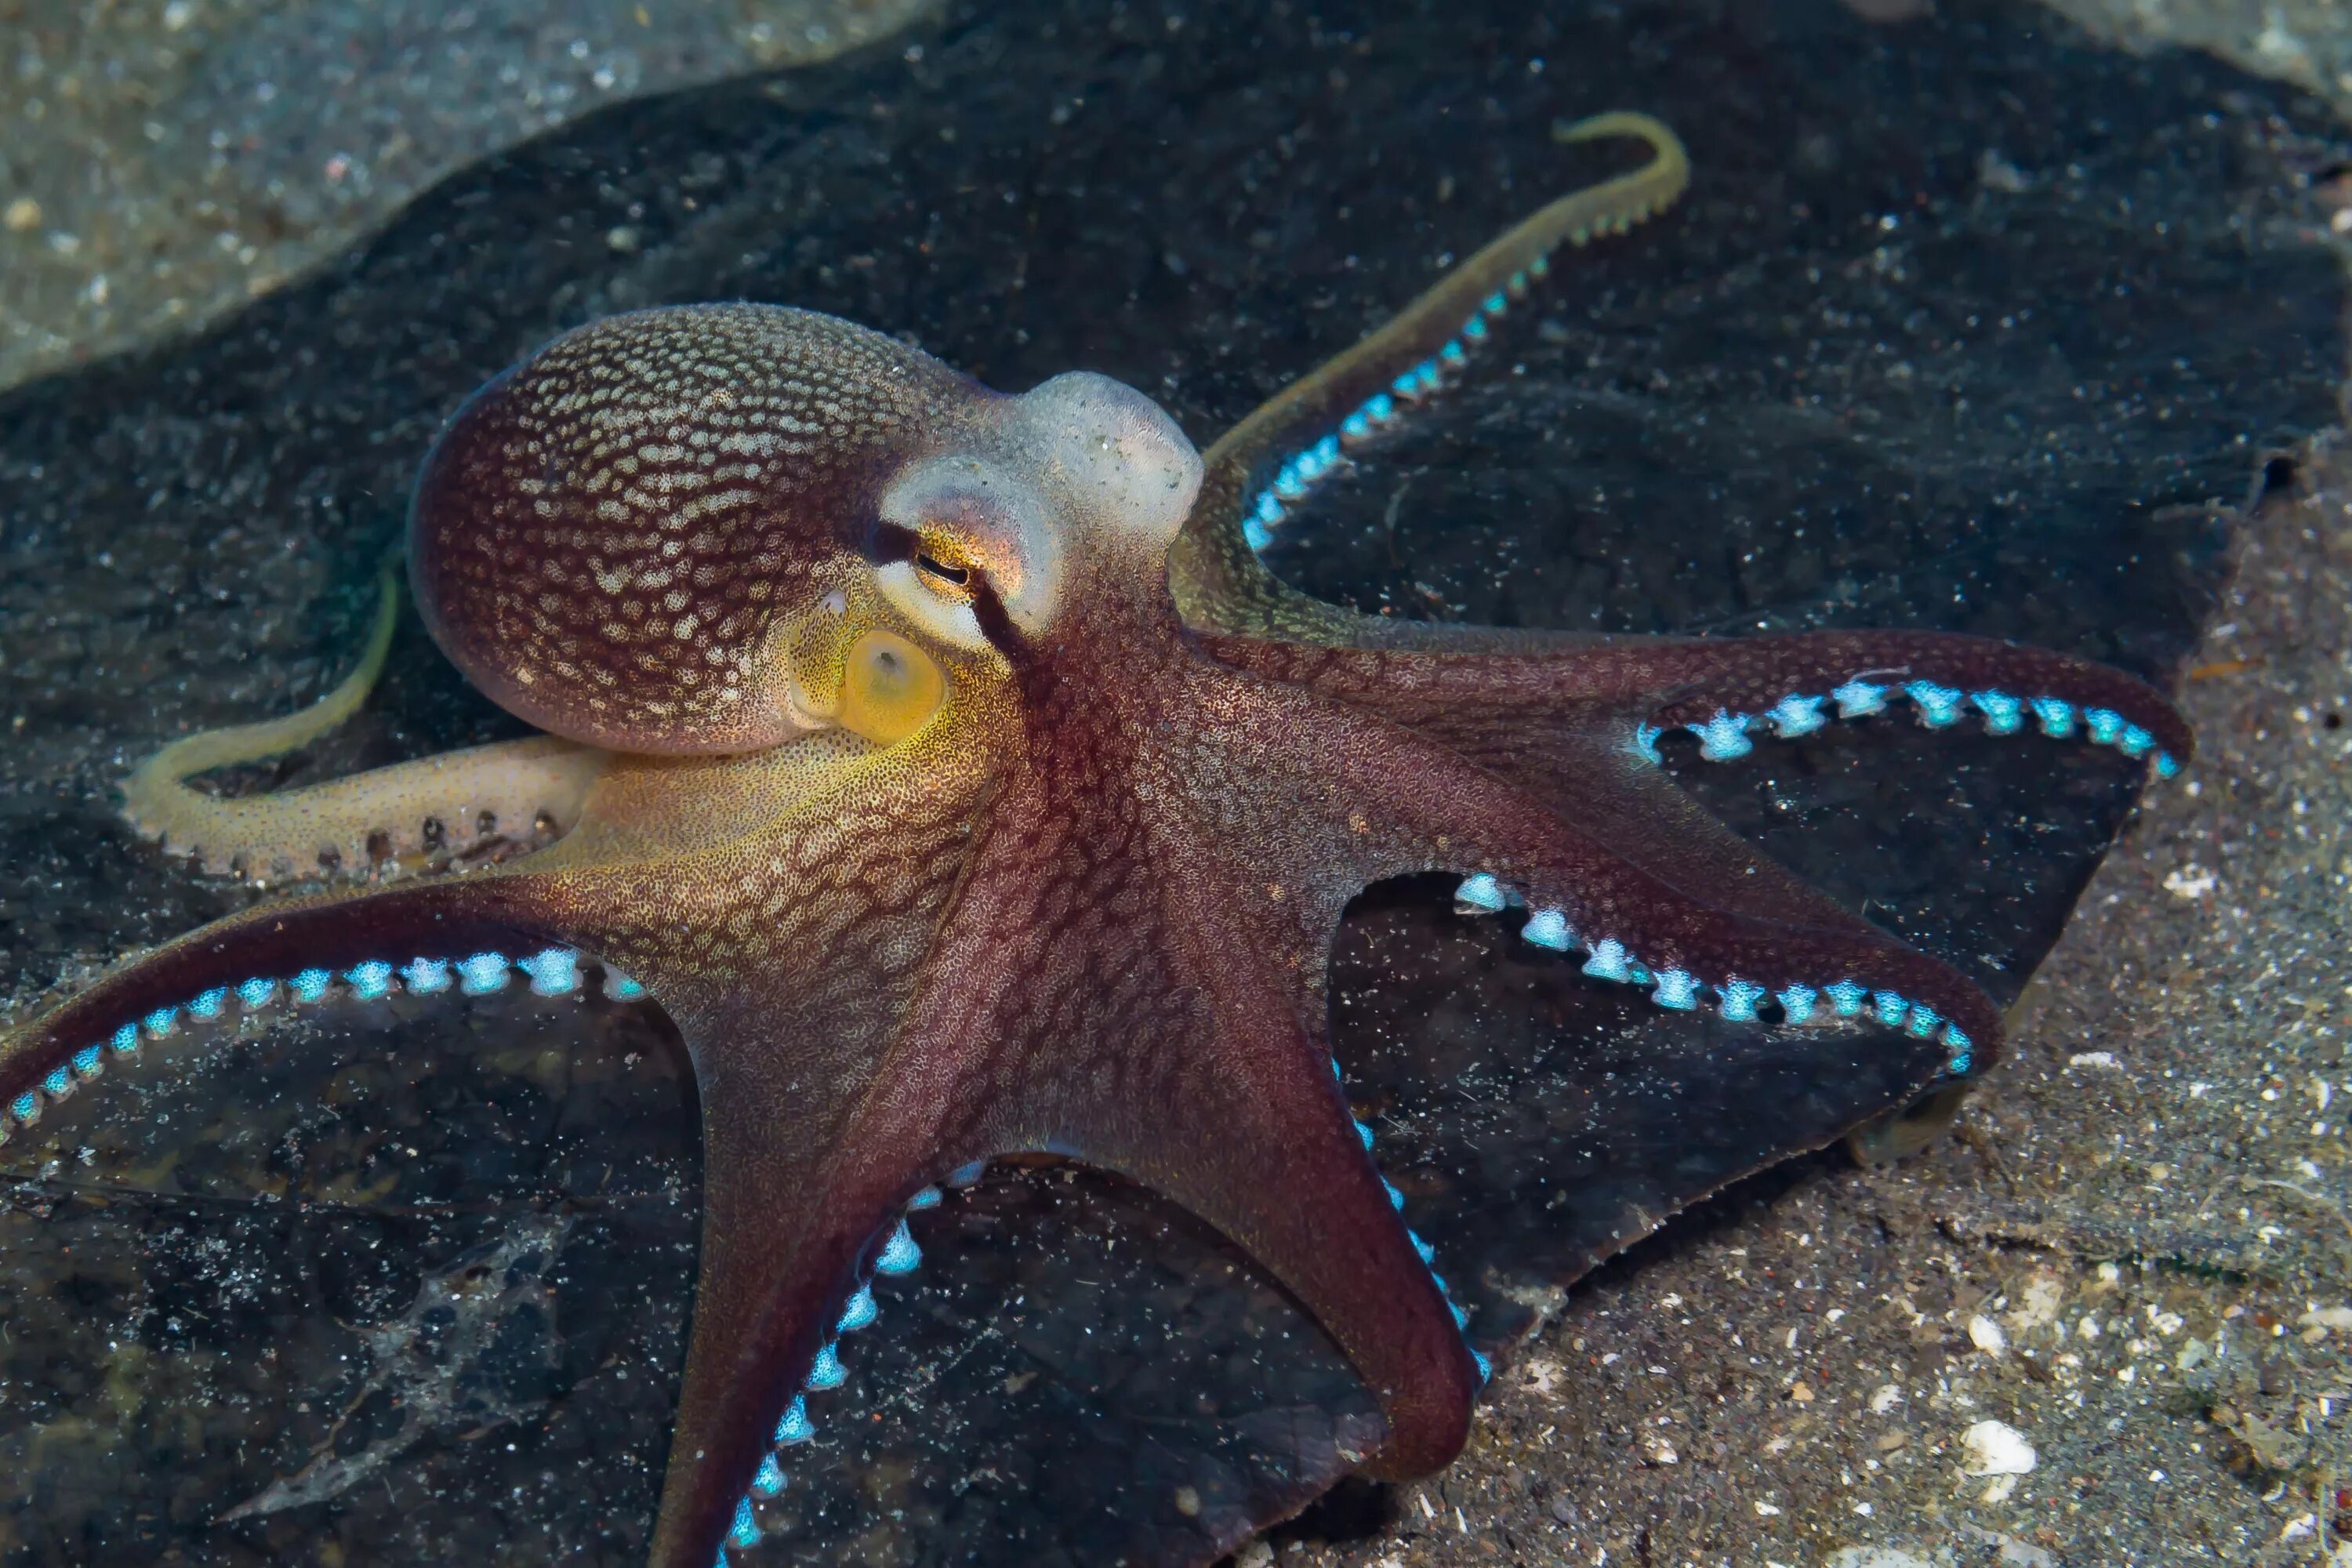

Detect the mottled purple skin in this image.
[0,293,2190,1568]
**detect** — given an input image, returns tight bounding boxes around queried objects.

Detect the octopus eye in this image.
[913,546,975,601]
[916,552,971,592]
[836,630,946,746]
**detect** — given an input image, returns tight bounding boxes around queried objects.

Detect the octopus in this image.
[0,113,2189,1567]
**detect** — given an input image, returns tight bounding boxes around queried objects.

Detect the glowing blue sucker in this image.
[1582,938,1634,983]
[729,1497,761,1549]
[1472,1348,1494,1382]
[753,1454,787,1498]
[1971,689,2024,735]
[9,1093,38,1125]
[1872,992,1910,1028]
[143,1006,177,1038]
[1634,723,1665,764]
[1718,980,1766,1022]
[347,960,394,1000]
[601,968,647,1000]
[1449,1299,1471,1329]
[1831,679,1888,718]
[1409,1230,1437,1264]
[189,987,228,1020]
[456,952,510,996]
[1776,984,1818,1025]
[2084,707,2125,746]
[1766,694,1828,738]
[1356,1119,1376,1152]
[1694,710,1752,761]
[1482,291,1508,316]
[236,977,277,1008]
[803,1343,847,1391]
[42,1067,69,1098]
[1651,969,1700,1011]
[2117,724,2155,759]
[836,1283,878,1334]
[71,1047,102,1080]
[1943,1024,1975,1075]
[1520,907,1573,951]
[2031,696,2076,738]
[2154,750,2181,779]
[905,1185,942,1211]
[1462,314,1490,342]
[775,1396,815,1445]
[291,968,332,1003]
[1384,1180,1407,1211]
[1904,681,1965,728]
[874,1219,921,1276]
[109,1022,139,1056]
[946,1159,987,1187]
[1825,980,1867,1017]
[1453,873,1508,915]
[401,957,452,994]
[1243,514,1275,553]
[1903,1003,1941,1039]
[519,949,579,996]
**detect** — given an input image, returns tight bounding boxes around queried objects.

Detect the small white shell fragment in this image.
[2005,1271,2066,1333]
[1961,1418,2038,1477]
[1968,1314,2007,1356]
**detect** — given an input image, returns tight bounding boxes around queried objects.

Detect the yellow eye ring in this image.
[836,629,946,746]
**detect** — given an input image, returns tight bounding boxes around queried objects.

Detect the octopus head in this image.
[409,303,1200,757]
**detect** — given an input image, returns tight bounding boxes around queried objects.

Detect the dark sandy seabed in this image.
[0,0,2348,1563]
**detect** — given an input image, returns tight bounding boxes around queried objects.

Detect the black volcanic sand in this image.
[0,1,2339,1564]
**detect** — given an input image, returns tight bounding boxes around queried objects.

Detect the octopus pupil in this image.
[916,554,968,587]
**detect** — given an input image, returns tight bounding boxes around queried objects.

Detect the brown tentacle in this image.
[120,564,609,880]
[1205,626,2192,780]
[1171,112,1690,644]
[886,728,1481,1485]
[1167,648,2005,1072]
[0,869,583,1140]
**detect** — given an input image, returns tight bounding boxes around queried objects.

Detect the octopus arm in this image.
[1175,650,2007,1065]
[904,740,1484,1479]
[121,566,608,878]
[1207,626,2193,781]
[1171,111,1691,640]
[0,864,590,1134]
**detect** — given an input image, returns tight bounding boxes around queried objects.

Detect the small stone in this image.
[3,198,40,232]
[1960,1419,2037,1476]
[1969,1313,2007,1355]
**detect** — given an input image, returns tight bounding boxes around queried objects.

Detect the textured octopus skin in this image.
[0,114,2191,1568]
